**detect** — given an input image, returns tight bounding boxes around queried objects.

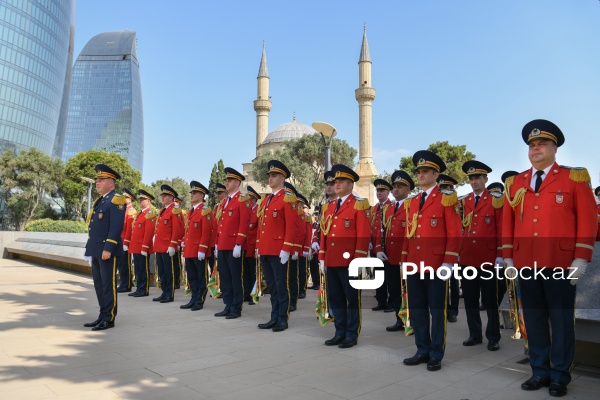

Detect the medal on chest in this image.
[556,191,563,204]
[431,216,437,227]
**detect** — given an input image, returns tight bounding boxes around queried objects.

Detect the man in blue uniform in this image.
[83,164,126,331]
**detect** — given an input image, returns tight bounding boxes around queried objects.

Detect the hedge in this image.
[24,219,88,233]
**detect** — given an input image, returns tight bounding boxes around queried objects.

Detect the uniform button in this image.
[416,235,420,238]
[474,214,478,217]
[418,224,421,228]
[534,205,539,210]
[473,223,477,226]
[331,243,334,246]
[535,193,540,197]
[534,232,538,236]
[472,231,476,234]
[473,240,476,243]
[416,246,420,250]
[262,231,264,233]
[332,234,335,237]
[334,216,338,219]
[393,217,396,220]
[333,225,336,227]
[533,219,538,223]
[418,214,422,218]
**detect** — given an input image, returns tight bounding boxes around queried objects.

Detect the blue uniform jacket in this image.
[85,190,126,258]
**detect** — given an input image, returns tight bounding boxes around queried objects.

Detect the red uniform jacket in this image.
[210,205,219,248]
[154,203,184,253]
[244,204,259,257]
[183,203,213,259]
[301,213,312,254]
[502,163,597,269]
[372,199,392,254]
[596,204,600,241]
[128,208,156,254]
[401,187,462,271]
[459,191,502,267]
[256,189,299,256]
[216,191,251,251]
[121,206,136,246]
[376,200,408,265]
[319,194,371,267]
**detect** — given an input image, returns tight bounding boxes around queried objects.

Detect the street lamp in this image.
[81,176,94,217]
[312,122,337,172]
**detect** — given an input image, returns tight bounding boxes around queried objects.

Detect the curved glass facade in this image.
[62,30,144,173]
[0,0,75,155]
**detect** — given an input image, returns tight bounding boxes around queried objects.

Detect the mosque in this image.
[241,26,378,202]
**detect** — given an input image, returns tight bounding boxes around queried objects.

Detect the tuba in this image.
[315,269,334,326]
[506,272,528,351]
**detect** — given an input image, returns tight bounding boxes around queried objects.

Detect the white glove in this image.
[83,252,92,266]
[214,246,218,258]
[292,252,299,260]
[123,245,129,251]
[198,251,206,261]
[319,260,325,273]
[303,251,309,257]
[369,242,373,252]
[495,256,504,267]
[376,251,388,261]
[439,263,453,281]
[141,251,148,257]
[233,244,242,258]
[181,242,185,248]
[311,242,320,252]
[280,250,290,264]
[568,258,588,285]
[504,258,517,279]
[167,246,176,257]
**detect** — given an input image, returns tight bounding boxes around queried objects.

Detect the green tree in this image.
[150,177,190,210]
[61,150,142,221]
[0,148,64,230]
[251,133,357,206]
[207,159,225,207]
[399,141,476,189]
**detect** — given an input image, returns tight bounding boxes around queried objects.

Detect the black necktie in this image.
[534,170,544,192]
[160,207,165,216]
[267,193,274,205]
[474,195,480,208]
[189,207,194,216]
[335,199,342,213]
[419,192,427,210]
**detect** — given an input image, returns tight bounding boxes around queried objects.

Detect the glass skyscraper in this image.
[0,0,75,155]
[62,30,144,173]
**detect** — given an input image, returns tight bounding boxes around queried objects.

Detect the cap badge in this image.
[468,167,475,173]
[530,128,541,137]
[418,158,426,166]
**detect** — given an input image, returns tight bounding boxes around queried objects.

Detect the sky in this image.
[73,0,600,194]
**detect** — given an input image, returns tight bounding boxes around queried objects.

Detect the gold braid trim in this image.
[441,191,458,207]
[404,199,418,239]
[462,211,473,229]
[297,206,304,216]
[85,211,93,224]
[201,206,212,216]
[354,198,371,211]
[492,195,504,209]
[111,194,127,205]
[321,214,333,236]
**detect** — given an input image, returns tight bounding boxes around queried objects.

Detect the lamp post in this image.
[312,122,337,172]
[81,176,94,217]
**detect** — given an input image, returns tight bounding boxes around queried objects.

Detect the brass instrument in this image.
[251,256,267,304]
[315,269,334,326]
[398,271,414,336]
[207,258,221,298]
[506,273,528,350]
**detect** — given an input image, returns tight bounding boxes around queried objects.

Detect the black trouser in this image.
[132,253,149,295]
[218,249,244,313]
[156,252,175,299]
[260,255,290,324]
[375,257,389,307]
[406,273,447,360]
[327,267,361,340]
[185,257,207,306]
[243,256,256,299]
[497,276,507,305]
[299,256,308,294]
[173,248,182,288]
[384,262,402,322]
[117,251,132,290]
[91,256,118,323]
[448,275,459,317]
[309,255,320,288]
[207,247,215,272]
[289,257,299,307]
[461,265,500,343]
[519,268,576,385]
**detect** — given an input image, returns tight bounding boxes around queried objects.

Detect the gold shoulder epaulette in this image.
[239,194,250,202]
[354,197,371,211]
[145,209,155,220]
[284,191,297,203]
[440,189,458,207]
[201,206,212,216]
[172,206,182,215]
[127,208,138,216]
[111,194,127,205]
[491,193,504,209]
[561,166,591,184]
[297,206,304,216]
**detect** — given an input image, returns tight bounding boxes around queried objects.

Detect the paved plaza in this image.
[0,258,598,400]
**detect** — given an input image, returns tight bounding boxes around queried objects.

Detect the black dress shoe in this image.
[91,321,114,331]
[310,285,320,291]
[175,284,180,289]
[383,307,395,313]
[427,358,442,371]
[128,292,136,296]
[403,353,429,366]
[324,335,345,346]
[191,304,203,311]
[258,320,277,329]
[549,380,567,397]
[248,300,255,305]
[290,305,297,312]
[160,297,174,303]
[298,292,306,299]
[521,376,550,391]
[83,318,101,327]
[338,338,357,348]
[272,322,288,332]
[226,311,241,319]
[463,337,483,346]
[180,302,193,309]
[214,310,230,317]
[447,314,457,323]
[487,341,500,351]
[371,305,387,311]
[117,288,131,293]
[133,292,148,297]
[152,294,165,302]
[386,322,405,332]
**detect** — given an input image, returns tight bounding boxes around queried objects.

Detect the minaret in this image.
[355,25,378,202]
[254,42,272,155]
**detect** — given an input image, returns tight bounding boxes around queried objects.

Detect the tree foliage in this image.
[0,148,64,230]
[207,160,225,207]
[399,141,476,189]
[251,133,357,205]
[150,177,190,210]
[61,150,142,221]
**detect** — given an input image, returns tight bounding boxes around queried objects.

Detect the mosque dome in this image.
[261,114,317,145]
